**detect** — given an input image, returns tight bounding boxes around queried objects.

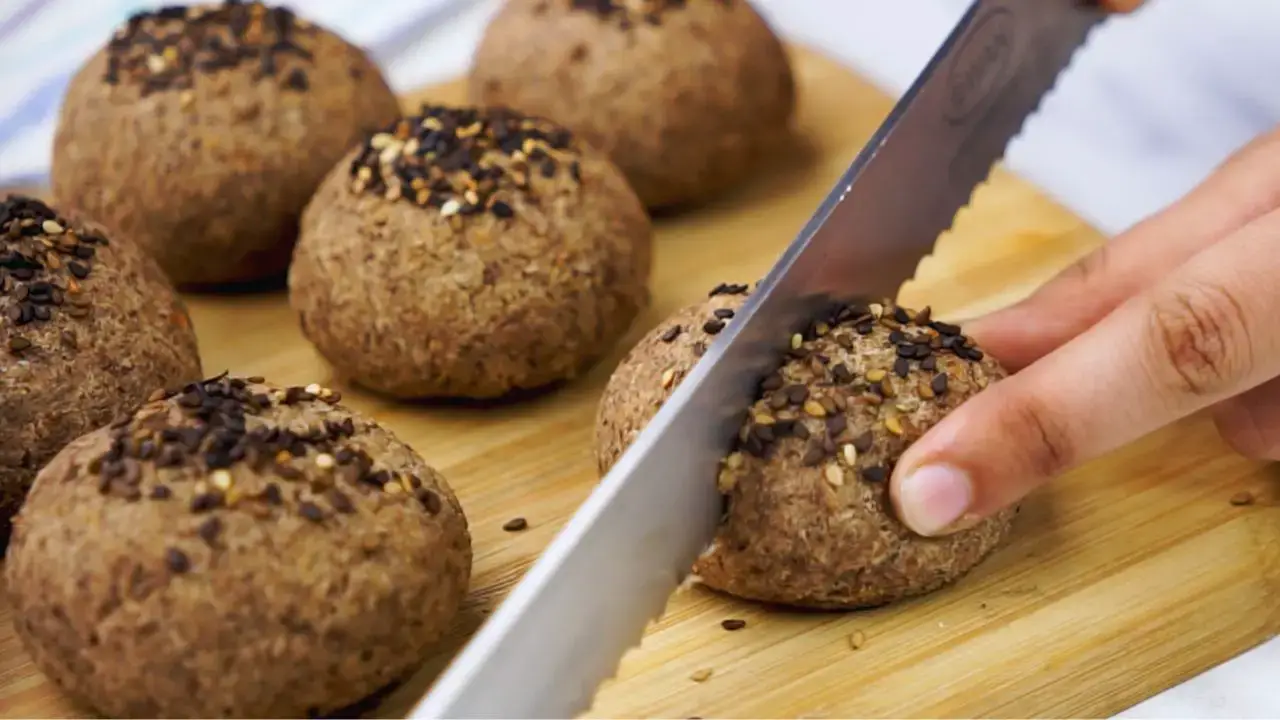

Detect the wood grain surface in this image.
[2,45,1277,719]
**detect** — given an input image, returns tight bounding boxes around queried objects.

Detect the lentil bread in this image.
[0,195,202,547]
[468,0,796,210]
[50,1,402,287]
[5,374,472,719]
[289,104,652,400]
[597,295,1015,609]
[595,282,751,472]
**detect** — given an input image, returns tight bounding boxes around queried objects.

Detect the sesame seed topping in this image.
[569,0,729,28]
[659,325,682,343]
[349,105,579,221]
[703,318,725,335]
[708,282,750,297]
[503,517,529,532]
[91,374,438,521]
[720,619,747,631]
[1,195,106,348]
[104,2,317,96]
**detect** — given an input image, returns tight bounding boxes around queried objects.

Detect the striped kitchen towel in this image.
[0,0,487,187]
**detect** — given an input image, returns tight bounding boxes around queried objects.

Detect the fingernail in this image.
[897,464,974,536]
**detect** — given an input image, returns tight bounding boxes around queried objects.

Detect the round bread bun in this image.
[596,290,1015,609]
[5,374,472,718]
[289,104,652,400]
[595,282,752,473]
[468,0,796,210]
[0,195,202,546]
[50,2,402,287]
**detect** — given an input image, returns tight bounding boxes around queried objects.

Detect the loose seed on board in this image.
[503,517,529,532]
[661,368,677,389]
[690,668,713,683]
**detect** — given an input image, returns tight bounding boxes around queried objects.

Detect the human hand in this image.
[889,125,1280,536]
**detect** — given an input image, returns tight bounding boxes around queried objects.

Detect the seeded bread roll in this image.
[50,2,402,287]
[289,105,652,400]
[5,374,472,718]
[597,293,1014,609]
[595,282,751,472]
[0,195,201,547]
[469,0,795,210]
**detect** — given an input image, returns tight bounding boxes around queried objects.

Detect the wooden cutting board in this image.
[2,45,1277,719]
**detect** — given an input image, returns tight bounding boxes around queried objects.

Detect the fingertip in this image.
[890,461,975,537]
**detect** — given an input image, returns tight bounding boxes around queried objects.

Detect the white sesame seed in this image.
[440,199,462,217]
[304,383,322,395]
[824,464,844,488]
[369,133,395,149]
[210,469,233,491]
[842,444,857,466]
[41,220,63,234]
[315,453,335,470]
[790,333,803,350]
[660,368,676,389]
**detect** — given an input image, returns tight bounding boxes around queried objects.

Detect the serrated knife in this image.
[411,1,1107,717]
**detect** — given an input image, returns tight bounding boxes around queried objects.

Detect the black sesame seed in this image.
[264,483,283,505]
[784,385,809,404]
[284,68,308,91]
[299,501,325,522]
[491,200,515,219]
[190,492,222,513]
[721,619,747,631]
[419,489,443,515]
[659,325,681,343]
[862,466,888,483]
[931,373,948,396]
[703,319,725,335]
[893,306,911,324]
[150,484,172,500]
[922,356,937,371]
[503,517,529,532]
[328,489,355,514]
[852,432,874,453]
[165,547,191,574]
[197,516,222,545]
[894,357,910,378]
[67,261,89,279]
[713,308,735,320]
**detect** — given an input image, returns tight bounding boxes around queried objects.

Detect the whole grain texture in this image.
[0,195,201,546]
[50,1,402,287]
[289,104,652,400]
[597,293,1014,609]
[469,0,795,210]
[595,282,751,472]
[5,374,472,718]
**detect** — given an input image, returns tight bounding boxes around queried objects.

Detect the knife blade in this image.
[411,1,1104,717]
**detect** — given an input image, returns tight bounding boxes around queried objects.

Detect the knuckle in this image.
[1147,281,1254,398]
[1001,394,1077,479]
[1059,243,1112,290]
